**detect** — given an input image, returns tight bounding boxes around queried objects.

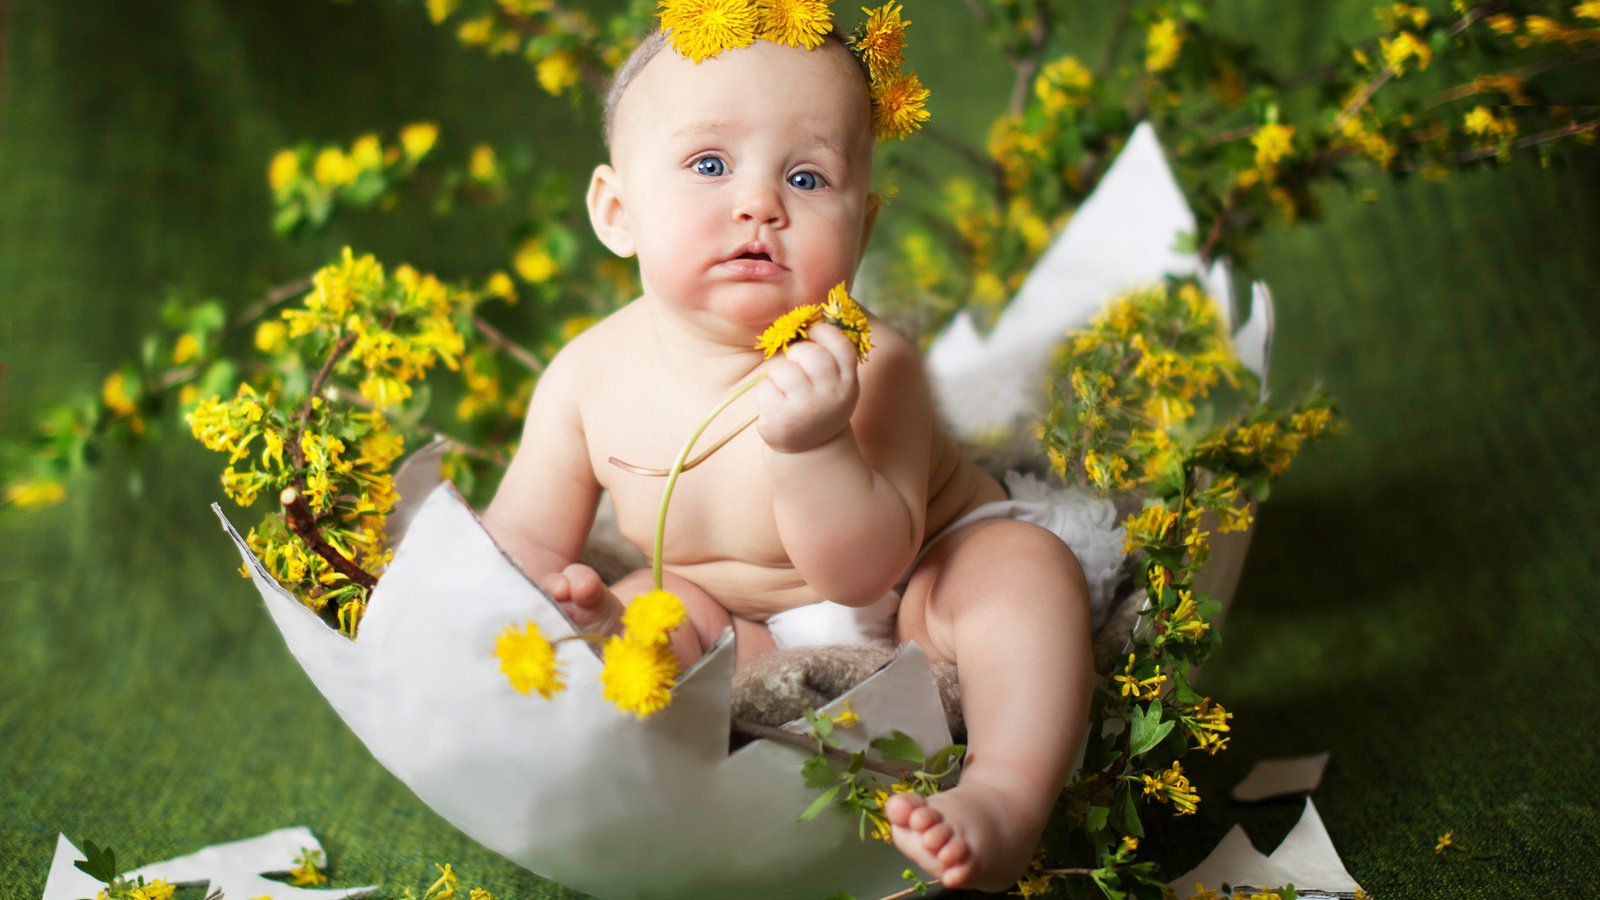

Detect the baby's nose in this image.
[733,183,786,226]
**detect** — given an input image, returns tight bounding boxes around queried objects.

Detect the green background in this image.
[2,1,1596,897]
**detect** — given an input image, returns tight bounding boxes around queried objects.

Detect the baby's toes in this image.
[908,803,942,833]
[885,791,925,828]
[919,821,955,855]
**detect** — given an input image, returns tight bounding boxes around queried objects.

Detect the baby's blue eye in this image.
[788,171,823,191]
[694,156,727,177]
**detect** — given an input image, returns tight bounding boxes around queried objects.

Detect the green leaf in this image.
[1112,783,1144,838]
[802,755,836,789]
[72,839,118,883]
[1086,805,1110,832]
[798,784,842,821]
[870,730,925,766]
[1128,703,1175,756]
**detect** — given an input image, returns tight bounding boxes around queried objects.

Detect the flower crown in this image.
[655,1,930,141]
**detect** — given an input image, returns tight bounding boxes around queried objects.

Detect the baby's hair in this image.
[602,29,871,153]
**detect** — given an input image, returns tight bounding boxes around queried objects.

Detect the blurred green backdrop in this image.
[2,1,1597,897]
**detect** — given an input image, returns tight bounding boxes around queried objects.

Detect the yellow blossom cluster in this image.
[1182,697,1233,754]
[1034,55,1094,115]
[1145,17,1184,73]
[269,123,438,235]
[1114,653,1167,701]
[1139,760,1200,814]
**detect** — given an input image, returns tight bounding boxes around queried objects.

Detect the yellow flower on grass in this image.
[400,121,440,160]
[1145,17,1183,73]
[1252,123,1296,170]
[5,479,67,509]
[658,0,758,63]
[288,849,328,886]
[1579,1,1600,21]
[535,50,579,96]
[268,149,300,192]
[496,621,565,699]
[425,862,458,900]
[757,0,832,49]
[1013,870,1054,898]
[622,588,688,644]
[854,3,910,82]
[1435,829,1456,853]
[822,282,872,361]
[871,70,931,140]
[756,303,823,357]
[601,632,680,718]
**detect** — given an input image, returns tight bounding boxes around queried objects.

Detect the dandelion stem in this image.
[651,373,766,590]
[730,717,926,781]
[608,412,758,477]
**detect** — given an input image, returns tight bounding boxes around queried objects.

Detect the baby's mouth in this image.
[718,243,786,278]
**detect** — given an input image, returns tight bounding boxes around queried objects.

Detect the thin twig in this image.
[873,880,945,900]
[1456,115,1600,162]
[280,487,378,589]
[1426,46,1600,109]
[472,313,546,374]
[731,717,925,782]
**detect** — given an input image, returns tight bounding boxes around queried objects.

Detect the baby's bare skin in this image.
[482,37,1093,892]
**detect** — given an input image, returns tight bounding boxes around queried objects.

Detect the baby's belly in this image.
[662,557,821,621]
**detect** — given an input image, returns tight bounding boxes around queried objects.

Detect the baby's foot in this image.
[541,563,626,638]
[885,779,1043,893]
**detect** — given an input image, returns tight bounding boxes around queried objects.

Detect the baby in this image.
[483,30,1094,892]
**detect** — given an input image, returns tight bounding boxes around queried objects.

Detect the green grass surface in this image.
[3,1,1598,897]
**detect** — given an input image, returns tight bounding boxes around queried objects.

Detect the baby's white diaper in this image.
[765,472,1127,649]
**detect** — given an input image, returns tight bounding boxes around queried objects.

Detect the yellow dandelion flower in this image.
[822,282,872,361]
[756,303,823,357]
[600,632,680,718]
[658,0,758,64]
[496,621,566,699]
[535,50,579,96]
[5,478,67,510]
[1145,17,1183,73]
[400,122,440,160]
[870,70,931,140]
[268,149,300,192]
[854,3,911,83]
[622,588,688,644]
[757,0,832,50]
[1252,122,1296,170]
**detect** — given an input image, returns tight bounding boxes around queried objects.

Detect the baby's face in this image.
[600,39,878,342]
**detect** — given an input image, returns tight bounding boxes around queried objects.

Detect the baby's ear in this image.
[859,191,884,256]
[586,164,635,258]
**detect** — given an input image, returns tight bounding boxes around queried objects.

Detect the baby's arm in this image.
[757,322,932,606]
[481,342,600,582]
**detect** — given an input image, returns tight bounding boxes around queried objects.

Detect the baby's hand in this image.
[755,323,860,454]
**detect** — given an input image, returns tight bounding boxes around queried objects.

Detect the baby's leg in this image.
[543,564,774,666]
[886,519,1093,892]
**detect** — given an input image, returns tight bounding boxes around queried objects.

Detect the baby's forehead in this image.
[607,37,873,158]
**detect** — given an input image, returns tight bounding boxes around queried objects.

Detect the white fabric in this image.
[766,472,1126,648]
